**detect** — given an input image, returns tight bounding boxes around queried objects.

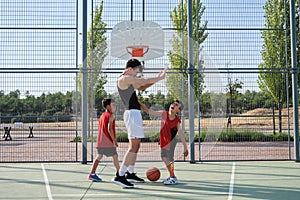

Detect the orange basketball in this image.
[146,167,161,182]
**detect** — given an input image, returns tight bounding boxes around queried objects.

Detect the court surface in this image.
[0,161,299,200]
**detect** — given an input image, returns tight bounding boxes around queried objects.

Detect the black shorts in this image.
[97,147,117,157]
[161,138,177,162]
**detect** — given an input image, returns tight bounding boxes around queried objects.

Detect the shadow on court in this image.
[0,161,299,200]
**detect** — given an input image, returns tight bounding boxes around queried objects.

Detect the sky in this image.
[0,0,269,97]
[97,0,267,94]
[0,0,78,97]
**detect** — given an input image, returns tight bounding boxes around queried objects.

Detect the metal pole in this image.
[75,0,80,163]
[181,0,185,135]
[131,0,133,21]
[81,0,88,164]
[196,0,201,162]
[290,0,299,162]
[283,0,291,159]
[142,0,145,21]
[187,0,195,163]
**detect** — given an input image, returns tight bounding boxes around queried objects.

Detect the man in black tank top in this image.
[113,58,167,188]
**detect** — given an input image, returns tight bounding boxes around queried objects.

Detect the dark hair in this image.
[102,98,114,108]
[175,99,183,111]
[126,58,143,71]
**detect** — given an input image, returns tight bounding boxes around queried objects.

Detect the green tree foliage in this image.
[88,1,108,114]
[282,0,300,78]
[167,0,208,102]
[243,90,273,110]
[258,0,285,133]
[78,1,108,115]
[258,0,299,132]
[0,89,275,123]
[226,78,243,114]
[0,90,75,123]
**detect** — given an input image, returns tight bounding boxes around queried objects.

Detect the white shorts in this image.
[124,109,144,139]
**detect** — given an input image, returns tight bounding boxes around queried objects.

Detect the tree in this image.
[77,1,108,135]
[225,77,243,127]
[22,91,36,113]
[88,1,108,123]
[7,90,22,115]
[258,0,297,133]
[167,0,208,103]
[243,90,273,110]
[226,78,243,114]
[78,1,108,106]
[259,1,300,133]
[64,91,74,114]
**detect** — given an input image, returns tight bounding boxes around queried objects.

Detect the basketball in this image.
[146,167,161,182]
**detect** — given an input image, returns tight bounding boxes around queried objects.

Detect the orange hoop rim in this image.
[126,45,149,57]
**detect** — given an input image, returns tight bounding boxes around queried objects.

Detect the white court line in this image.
[228,162,236,200]
[41,163,53,200]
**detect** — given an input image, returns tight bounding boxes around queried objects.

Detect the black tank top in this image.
[117,84,141,110]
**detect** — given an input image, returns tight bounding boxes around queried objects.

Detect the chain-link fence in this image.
[0,0,299,162]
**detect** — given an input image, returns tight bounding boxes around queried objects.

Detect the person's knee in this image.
[128,145,139,153]
[112,154,118,160]
[96,154,103,161]
[135,142,141,149]
[129,139,141,152]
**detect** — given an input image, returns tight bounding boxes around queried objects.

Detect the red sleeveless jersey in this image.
[96,111,116,148]
[160,111,181,150]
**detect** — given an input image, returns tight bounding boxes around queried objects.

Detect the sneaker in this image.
[163,176,178,185]
[172,176,178,182]
[125,172,145,183]
[112,172,134,188]
[88,173,102,182]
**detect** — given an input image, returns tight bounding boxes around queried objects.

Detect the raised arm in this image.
[134,67,167,90]
[137,83,155,91]
[137,67,168,90]
[139,100,164,117]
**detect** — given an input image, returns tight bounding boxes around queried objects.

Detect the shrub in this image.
[142,132,160,142]
[71,136,81,142]
[217,129,293,142]
[116,132,129,142]
[71,129,294,143]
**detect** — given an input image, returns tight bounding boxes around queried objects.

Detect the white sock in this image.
[127,165,134,174]
[119,165,127,176]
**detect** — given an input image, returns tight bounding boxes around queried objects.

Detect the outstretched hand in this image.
[157,67,168,79]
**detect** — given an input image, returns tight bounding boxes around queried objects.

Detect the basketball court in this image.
[1,1,300,200]
[0,161,299,200]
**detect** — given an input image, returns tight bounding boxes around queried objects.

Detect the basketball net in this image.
[126,45,149,60]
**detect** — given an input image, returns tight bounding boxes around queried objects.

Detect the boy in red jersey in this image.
[141,100,188,185]
[88,98,119,182]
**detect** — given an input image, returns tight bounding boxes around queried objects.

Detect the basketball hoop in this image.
[126,45,149,58]
[111,21,164,61]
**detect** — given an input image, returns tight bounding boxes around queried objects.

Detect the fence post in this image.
[187,0,195,163]
[289,0,299,162]
[81,0,88,164]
